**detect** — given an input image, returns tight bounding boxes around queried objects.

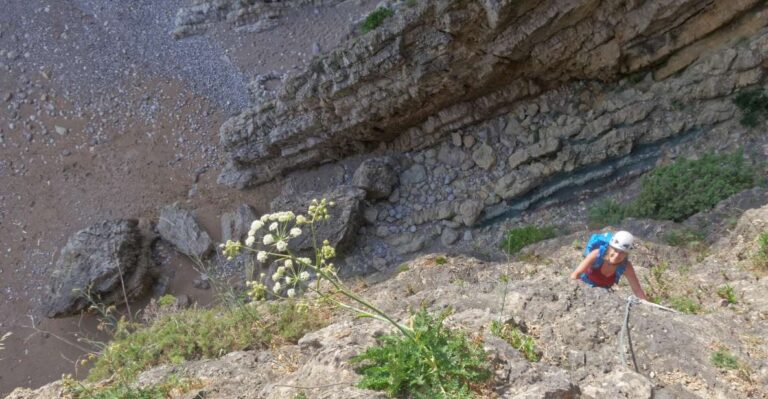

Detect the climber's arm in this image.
[570,249,598,280]
[623,262,647,301]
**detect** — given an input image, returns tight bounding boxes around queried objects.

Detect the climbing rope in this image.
[618,295,679,372]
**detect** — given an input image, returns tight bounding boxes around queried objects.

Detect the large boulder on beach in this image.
[40,220,155,318]
[157,202,213,259]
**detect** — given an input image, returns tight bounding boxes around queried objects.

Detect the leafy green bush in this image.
[632,152,757,222]
[361,7,394,33]
[663,228,706,248]
[711,348,740,370]
[352,309,490,398]
[157,294,176,308]
[490,320,539,362]
[587,199,627,227]
[500,225,557,255]
[88,301,325,382]
[756,232,768,269]
[733,90,768,127]
[587,152,759,225]
[716,284,737,304]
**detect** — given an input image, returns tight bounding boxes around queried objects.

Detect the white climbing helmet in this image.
[609,231,634,252]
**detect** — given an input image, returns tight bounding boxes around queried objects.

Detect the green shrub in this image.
[733,90,768,127]
[361,7,394,33]
[758,232,768,260]
[663,228,706,248]
[490,320,539,362]
[716,284,737,304]
[351,309,491,398]
[668,296,702,314]
[632,152,757,222]
[500,225,557,255]
[711,348,740,370]
[435,256,447,265]
[88,301,325,382]
[587,199,627,227]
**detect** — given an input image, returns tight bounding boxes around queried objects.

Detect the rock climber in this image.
[570,230,647,300]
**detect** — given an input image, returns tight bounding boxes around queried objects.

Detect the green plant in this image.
[733,89,768,127]
[711,348,740,370]
[435,256,447,265]
[663,228,706,248]
[490,320,540,362]
[351,309,490,398]
[63,374,199,399]
[397,263,410,273]
[716,284,738,304]
[157,294,176,308]
[361,7,394,33]
[632,152,757,222]
[587,199,628,227]
[500,225,556,255]
[293,393,308,399]
[668,296,702,314]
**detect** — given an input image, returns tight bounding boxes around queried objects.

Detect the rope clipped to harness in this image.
[618,295,679,372]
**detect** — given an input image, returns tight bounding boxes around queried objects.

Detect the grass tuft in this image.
[500,225,556,255]
[361,7,394,33]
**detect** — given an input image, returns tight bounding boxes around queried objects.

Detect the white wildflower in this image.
[276,266,285,277]
[276,240,288,252]
[299,271,310,281]
[269,222,278,232]
[272,272,281,282]
[263,235,275,245]
[289,227,302,238]
[284,259,293,269]
[297,257,312,265]
[244,236,255,247]
[287,288,296,298]
[296,215,307,225]
[273,282,282,293]
[260,214,269,223]
[250,220,264,232]
[256,251,268,262]
[277,211,295,222]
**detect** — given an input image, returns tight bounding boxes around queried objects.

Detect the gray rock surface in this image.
[220,204,258,243]
[40,220,155,318]
[157,202,213,259]
[270,186,365,252]
[351,157,398,199]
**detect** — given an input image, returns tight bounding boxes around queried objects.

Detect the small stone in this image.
[400,164,427,185]
[459,199,483,226]
[363,207,379,224]
[472,143,496,170]
[463,230,473,241]
[312,42,321,55]
[451,132,462,147]
[54,125,68,136]
[441,228,459,246]
[193,275,211,290]
[463,135,475,148]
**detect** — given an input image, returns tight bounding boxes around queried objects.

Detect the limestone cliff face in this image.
[218,0,767,189]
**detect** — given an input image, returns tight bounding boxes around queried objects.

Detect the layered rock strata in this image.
[219,0,768,189]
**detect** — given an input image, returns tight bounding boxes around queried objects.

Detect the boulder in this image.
[270,186,365,252]
[40,220,155,318]
[157,202,213,258]
[352,157,399,199]
[459,199,484,227]
[221,204,258,243]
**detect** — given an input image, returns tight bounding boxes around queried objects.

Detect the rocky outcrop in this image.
[219,0,768,189]
[17,204,768,397]
[220,203,258,243]
[157,203,213,259]
[40,220,155,318]
[172,0,343,38]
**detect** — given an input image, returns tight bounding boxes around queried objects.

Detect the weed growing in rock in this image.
[156,294,176,308]
[63,374,200,399]
[435,256,447,265]
[489,320,540,362]
[500,225,556,255]
[733,89,768,127]
[397,263,409,273]
[716,284,738,304]
[361,7,394,33]
[644,263,702,314]
[711,348,740,370]
[351,309,490,398]
[667,296,702,314]
[755,232,768,270]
